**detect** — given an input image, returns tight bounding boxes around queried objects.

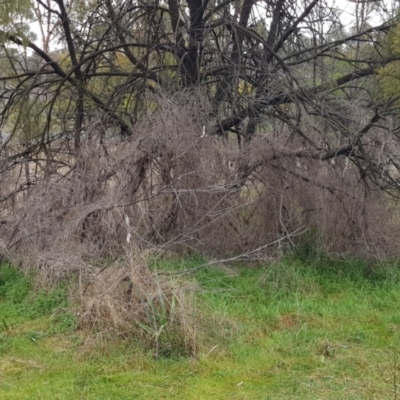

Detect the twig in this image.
[82,251,123,294]
[157,227,307,276]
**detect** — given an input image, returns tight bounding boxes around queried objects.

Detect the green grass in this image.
[2,256,400,399]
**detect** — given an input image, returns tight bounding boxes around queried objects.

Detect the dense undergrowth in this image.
[2,255,400,399]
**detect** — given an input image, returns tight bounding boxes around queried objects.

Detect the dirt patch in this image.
[277,314,300,330]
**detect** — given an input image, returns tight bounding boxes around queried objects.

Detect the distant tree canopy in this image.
[0,0,396,141]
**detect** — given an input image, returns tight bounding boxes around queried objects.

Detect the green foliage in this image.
[32,289,67,315]
[0,0,31,22]
[0,264,30,303]
[48,310,79,334]
[9,97,47,141]
[0,0,34,39]
[378,21,400,100]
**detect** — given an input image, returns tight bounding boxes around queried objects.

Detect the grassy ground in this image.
[1,255,400,399]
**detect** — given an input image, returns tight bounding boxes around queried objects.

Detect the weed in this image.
[49,310,78,334]
[31,289,68,316]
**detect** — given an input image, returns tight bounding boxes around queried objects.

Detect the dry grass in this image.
[79,250,197,357]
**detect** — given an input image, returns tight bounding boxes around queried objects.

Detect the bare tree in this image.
[0,0,400,273]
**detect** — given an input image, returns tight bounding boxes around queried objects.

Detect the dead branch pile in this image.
[0,90,399,281]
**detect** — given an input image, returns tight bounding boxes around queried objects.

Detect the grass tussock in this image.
[79,253,197,358]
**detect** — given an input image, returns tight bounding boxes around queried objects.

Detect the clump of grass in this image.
[79,254,197,358]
